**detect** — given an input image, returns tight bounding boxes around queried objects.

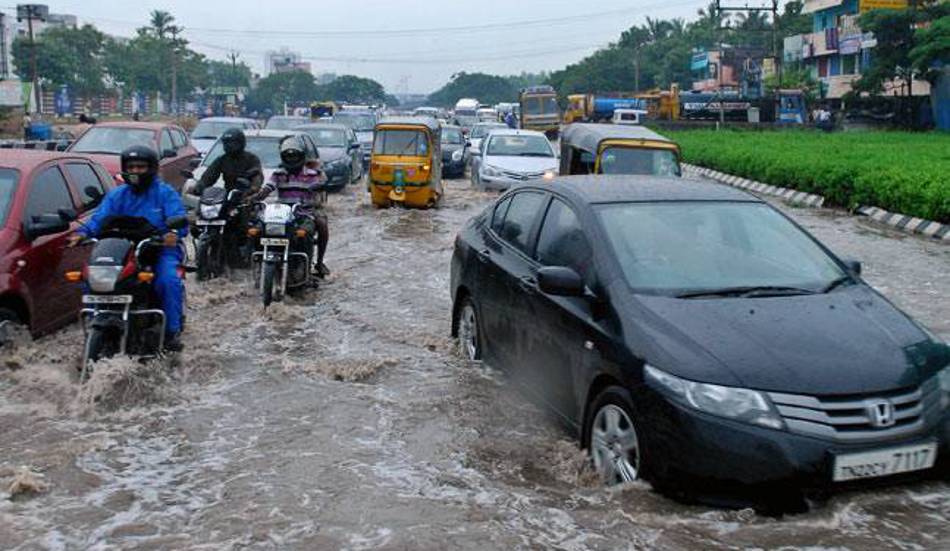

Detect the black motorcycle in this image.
[72,215,189,378]
[193,186,251,280]
[248,201,315,307]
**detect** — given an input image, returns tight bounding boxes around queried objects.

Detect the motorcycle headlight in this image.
[266,223,286,237]
[482,164,501,177]
[87,265,123,293]
[452,149,463,162]
[200,203,222,219]
[644,365,785,430]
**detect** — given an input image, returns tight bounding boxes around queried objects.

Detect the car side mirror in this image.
[188,157,202,169]
[537,266,585,297]
[83,185,104,203]
[465,141,472,147]
[166,215,188,230]
[180,169,194,180]
[162,148,177,159]
[843,259,862,276]
[58,207,78,222]
[56,143,68,151]
[24,213,69,240]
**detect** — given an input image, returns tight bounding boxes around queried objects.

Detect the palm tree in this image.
[148,10,180,39]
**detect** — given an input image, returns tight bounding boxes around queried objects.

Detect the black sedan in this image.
[295,123,364,190]
[450,175,949,500]
[441,125,467,178]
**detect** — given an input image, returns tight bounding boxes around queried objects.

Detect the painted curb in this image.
[682,163,949,242]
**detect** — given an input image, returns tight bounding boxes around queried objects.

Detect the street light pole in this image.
[25,5,40,114]
[170,27,179,115]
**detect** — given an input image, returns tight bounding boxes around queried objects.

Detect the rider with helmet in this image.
[255,135,330,279]
[193,128,263,196]
[67,145,188,351]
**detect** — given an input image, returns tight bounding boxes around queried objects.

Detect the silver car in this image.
[471,129,558,191]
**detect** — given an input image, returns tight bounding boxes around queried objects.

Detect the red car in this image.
[67,121,199,190]
[0,150,115,337]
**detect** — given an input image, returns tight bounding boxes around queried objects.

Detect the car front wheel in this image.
[586,386,647,485]
[456,297,482,361]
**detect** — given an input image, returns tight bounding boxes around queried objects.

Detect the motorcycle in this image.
[193,185,251,280]
[248,201,314,307]
[67,215,189,378]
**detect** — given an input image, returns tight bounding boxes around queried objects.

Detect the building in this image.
[690,47,773,98]
[316,72,337,85]
[785,0,928,100]
[265,47,312,75]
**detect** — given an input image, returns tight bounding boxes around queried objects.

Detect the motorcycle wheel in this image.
[262,262,277,307]
[196,236,213,281]
[81,327,119,381]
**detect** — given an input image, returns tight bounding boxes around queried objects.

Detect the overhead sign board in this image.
[859,0,908,12]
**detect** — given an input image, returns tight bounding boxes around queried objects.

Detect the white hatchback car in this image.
[471,129,558,191]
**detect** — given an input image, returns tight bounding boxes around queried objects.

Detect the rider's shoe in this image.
[164,333,184,352]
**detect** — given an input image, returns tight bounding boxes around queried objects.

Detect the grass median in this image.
[665,129,950,224]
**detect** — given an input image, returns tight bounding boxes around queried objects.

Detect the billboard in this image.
[859,0,908,12]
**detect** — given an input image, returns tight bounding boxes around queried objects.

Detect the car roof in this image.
[377,116,440,132]
[517,175,762,205]
[0,149,104,171]
[85,121,170,131]
[474,121,506,127]
[485,128,546,137]
[243,129,308,139]
[196,116,256,123]
[561,123,675,151]
[268,115,308,120]
[294,123,349,131]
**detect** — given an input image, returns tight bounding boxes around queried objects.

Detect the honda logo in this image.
[866,399,896,428]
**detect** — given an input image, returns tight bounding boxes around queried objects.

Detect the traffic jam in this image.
[2,3,949,550]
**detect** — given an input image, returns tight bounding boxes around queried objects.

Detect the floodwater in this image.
[1,178,948,550]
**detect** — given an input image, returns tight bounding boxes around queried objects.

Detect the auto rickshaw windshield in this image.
[600,147,680,177]
[374,129,429,156]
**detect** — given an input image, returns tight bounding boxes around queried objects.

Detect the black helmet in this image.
[279,135,306,173]
[120,145,159,192]
[221,128,246,156]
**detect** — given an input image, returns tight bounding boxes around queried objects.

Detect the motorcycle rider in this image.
[67,145,188,352]
[254,135,330,279]
[193,128,263,196]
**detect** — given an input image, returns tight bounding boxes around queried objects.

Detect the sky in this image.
[34,0,766,94]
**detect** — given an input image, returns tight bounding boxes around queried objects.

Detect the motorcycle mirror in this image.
[166,215,188,230]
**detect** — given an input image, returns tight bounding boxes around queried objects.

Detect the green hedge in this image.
[667,129,950,223]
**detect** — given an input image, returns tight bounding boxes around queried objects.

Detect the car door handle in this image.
[518,276,537,294]
[476,248,490,264]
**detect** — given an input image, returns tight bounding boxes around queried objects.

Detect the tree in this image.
[207,60,253,88]
[427,72,518,106]
[11,24,108,96]
[245,70,318,113]
[910,16,950,84]
[315,75,387,104]
[852,9,918,95]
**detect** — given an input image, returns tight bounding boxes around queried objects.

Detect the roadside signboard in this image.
[859,0,907,12]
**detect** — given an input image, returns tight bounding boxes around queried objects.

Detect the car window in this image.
[498,191,546,254]
[26,166,74,221]
[160,130,174,154]
[173,129,188,148]
[0,168,20,227]
[491,195,513,234]
[70,127,155,155]
[536,198,592,278]
[64,163,106,211]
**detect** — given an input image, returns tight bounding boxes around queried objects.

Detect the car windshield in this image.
[0,168,19,227]
[70,127,155,155]
[441,129,463,145]
[597,202,845,296]
[192,120,244,139]
[486,135,553,157]
[471,125,504,139]
[373,130,429,156]
[266,117,308,130]
[301,128,346,147]
[204,137,283,168]
[455,109,476,117]
[524,96,558,115]
[334,114,376,132]
[600,147,680,177]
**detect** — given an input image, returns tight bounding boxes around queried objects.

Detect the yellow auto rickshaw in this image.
[559,123,681,177]
[369,117,443,208]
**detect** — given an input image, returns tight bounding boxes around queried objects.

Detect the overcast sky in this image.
[39,0,761,93]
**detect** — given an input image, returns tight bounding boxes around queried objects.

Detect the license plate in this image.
[260,238,289,246]
[196,219,226,226]
[83,295,133,305]
[832,442,937,482]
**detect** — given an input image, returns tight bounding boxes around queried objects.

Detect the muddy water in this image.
[1,179,948,550]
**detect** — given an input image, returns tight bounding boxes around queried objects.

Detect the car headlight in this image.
[452,150,463,162]
[200,203,222,219]
[543,170,556,180]
[644,365,785,430]
[482,164,501,177]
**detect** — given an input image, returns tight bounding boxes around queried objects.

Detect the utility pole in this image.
[23,5,41,114]
[170,27,179,115]
[228,51,239,86]
[716,0,725,126]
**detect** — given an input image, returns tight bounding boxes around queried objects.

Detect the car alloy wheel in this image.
[457,299,481,361]
[590,403,641,484]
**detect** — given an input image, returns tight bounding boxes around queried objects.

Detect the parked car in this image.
[190,116,261,156]
[0,150,114,337]
[264,116,310,130]
[440,125,467,178]
[470,129,558,191]
[295,123,364,189]
[450,175,949,501]
[183,130,321,195]
[67,122,199,191]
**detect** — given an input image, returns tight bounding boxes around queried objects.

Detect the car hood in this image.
[192,138,217,154]
[633,285,942,395]
[482,156,557,173]
[317,147,347,162]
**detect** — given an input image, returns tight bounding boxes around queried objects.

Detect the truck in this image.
[565,85,681,123]
[519,85,561,138]
[453,98,479,134]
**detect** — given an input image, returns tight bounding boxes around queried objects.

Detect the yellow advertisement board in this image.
[860,0,908,12]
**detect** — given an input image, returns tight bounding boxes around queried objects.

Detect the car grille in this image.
[500,170,546,181]
[767,376,942,443]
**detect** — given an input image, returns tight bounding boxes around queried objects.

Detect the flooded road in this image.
[1,178,948,550]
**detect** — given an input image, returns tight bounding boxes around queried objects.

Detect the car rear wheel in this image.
[586,386,646,485]
[457,298,482,361]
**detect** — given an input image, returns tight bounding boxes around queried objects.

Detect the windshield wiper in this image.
[676,286,818,299]
[821,275,854,294]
